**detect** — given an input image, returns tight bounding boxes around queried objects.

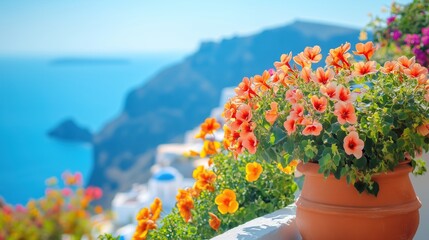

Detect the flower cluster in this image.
[368,0,429,66]
[224,41,429,195]
[145,118,297,239]
[0,172,105,239]
[133,198,162,240]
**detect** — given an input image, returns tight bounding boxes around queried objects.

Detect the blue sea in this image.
[0,53,185,205]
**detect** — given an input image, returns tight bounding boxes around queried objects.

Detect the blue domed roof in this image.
[153,171,176,181]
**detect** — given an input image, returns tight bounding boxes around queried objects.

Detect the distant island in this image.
[50,58,130,65]
[48,119,93,143]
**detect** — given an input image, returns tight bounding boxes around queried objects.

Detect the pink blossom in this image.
[386,16,396,25]
[85,186,103,200]
[61,188,73,197]
[391,30,402,41]
[404,34,420,46]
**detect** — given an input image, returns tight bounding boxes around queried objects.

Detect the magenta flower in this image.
[404,34,420,46]
[61,187,73,197]
[391,30,402,41]
[386,16,396,25]
[422,27,429,36]
[422,36,429,46]
[84,186,103,200]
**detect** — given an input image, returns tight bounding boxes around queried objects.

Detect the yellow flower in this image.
[359,30,368,41]
[208,212,221,231]
[200,140,221,158]
[278,160,299,175]
[215,189,239,214]
[177,198,194,223]
[133,198,163,240]
[245,162,263,182]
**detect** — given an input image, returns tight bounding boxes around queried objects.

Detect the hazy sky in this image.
[0,0,408,55]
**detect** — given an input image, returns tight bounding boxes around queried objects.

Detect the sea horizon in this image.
[0,53,185,205]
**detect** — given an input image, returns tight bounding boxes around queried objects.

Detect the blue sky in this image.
[0,0,409,55]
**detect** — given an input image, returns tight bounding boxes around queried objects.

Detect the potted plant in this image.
[223,41,429,239]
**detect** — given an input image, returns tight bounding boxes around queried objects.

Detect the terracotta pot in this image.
[295,162,421,240]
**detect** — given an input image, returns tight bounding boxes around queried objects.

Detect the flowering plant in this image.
[368,0,429,66]
[0,172,105,239]
[223,41,429,195]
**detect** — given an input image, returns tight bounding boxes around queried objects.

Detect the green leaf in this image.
[368,182,379,197]
[355,156,367,170]
[354,181,366,194]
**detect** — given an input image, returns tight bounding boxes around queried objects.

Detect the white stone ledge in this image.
[212,204,301,240]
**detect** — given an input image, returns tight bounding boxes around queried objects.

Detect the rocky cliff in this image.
[89,20,363,207]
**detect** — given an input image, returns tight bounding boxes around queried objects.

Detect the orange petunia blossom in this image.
[380,61,398,74]
[208,212,221,231]
[274,52,292,71]
[302,120,323,136]
[397,56,415,70]
[353,61,377,76]
[403,63,428,79]
[293,52,311,68]
[265,102,279,125]
[133,198,163,240]
[240,121,256,137]
[200,117,221,136]
[320,82,337,99]
[303,45,322,63]
[284,117,297,135]
[343,131,365,159]
[326,42,351,70]
[310,95,328,113]
[301,67,312,83]
[245,162,263,182]
[215,189,239,214]
[254,70,271,92]
[417,122,429,136]
[312,67,335,85]
[334,102,357,125]
[235,77,257,99]
[353,42,376,61]
[335,85,352,102]
[241,132,258,154]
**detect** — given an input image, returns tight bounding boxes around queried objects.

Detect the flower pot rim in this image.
[297,161,412,178]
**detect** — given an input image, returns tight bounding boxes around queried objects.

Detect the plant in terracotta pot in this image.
[223,41,429,239]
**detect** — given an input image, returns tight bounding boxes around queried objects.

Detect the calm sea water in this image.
[0,53,184,205]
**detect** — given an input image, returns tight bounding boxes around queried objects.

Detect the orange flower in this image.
[245,162,263,182]
[285,89,303,104]
[284,118,296,135]
[215,189,239,214]
[312,67,334,85]
[353,42,375,61]
[303,45,322,63]
[177,198,194,223]
[239,121,256,137]
[265,102,279,125]
[343,131,364,159]
[133,198,163,240]
[254,70,271,92]
[353,61,377,76]
[293,52,311,68]
[235,77,257,98]
[289,104,304,120]
[192,166,205,180]
[302,120,323,136]
[200,140,221,158]
[335,85,352,102]
[326,42,351,69]
[236,104,253,123]
[94,205,103,214]
[274,52,292,70]
[334,102,357,125]
[320,82,337,99]
[380,61,397,74]
[208,212,221,231]
[397,56,415,69]
[310,95,328,113]
[200,117,221,135]
[417,122,429,136]
[300,67,312,83]
[277,160,299,174]
[241,132,258,154]
[403,63,428,79]
[196,170,216,192]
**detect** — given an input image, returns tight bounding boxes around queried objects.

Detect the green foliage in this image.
[148,152,297,239]
[98,233,120,240]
